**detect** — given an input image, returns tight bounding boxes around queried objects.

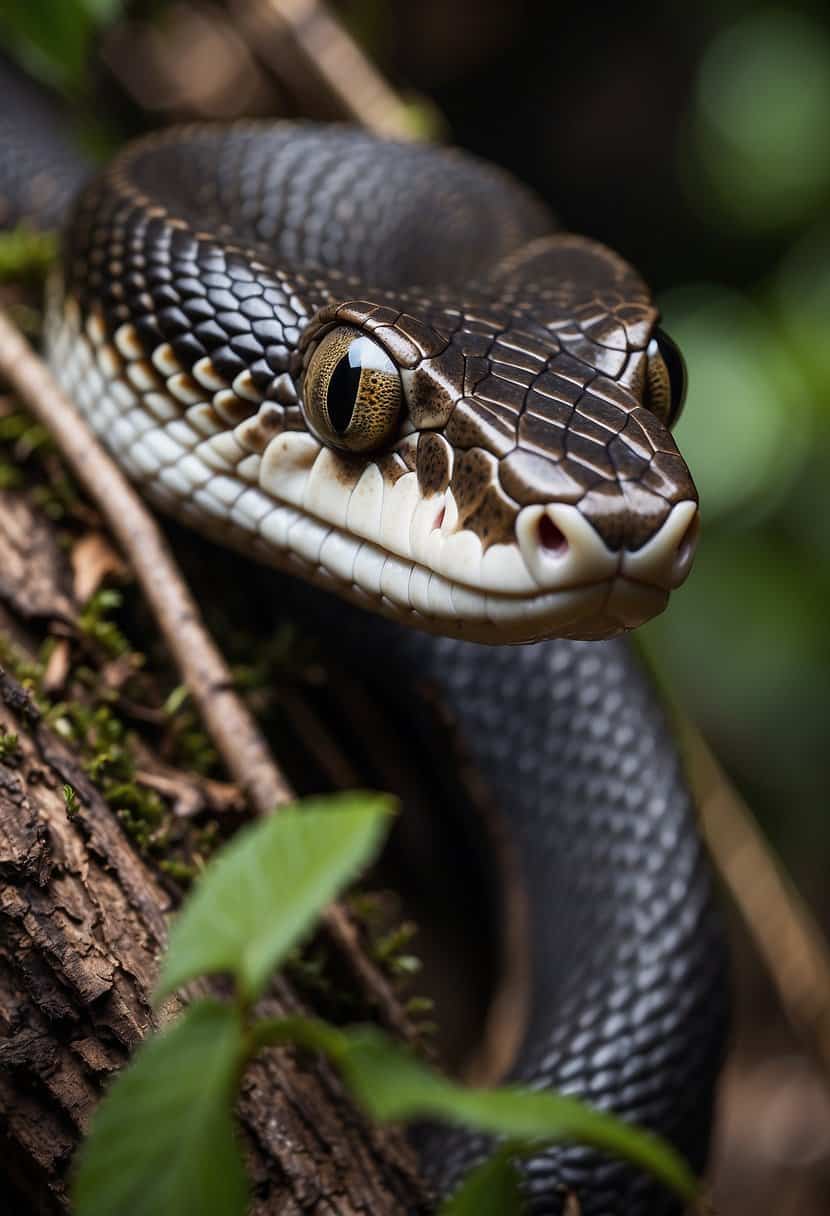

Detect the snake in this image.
[0,57,728,1216]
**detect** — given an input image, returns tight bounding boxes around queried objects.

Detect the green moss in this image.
[371,919,422,977]
[157,858,199,884]
[0,727,21,763]
[346,891,434,1037]
[63,784,81,817]
[0,332,235,891]
[0,225,58,282]
[165,704,218,776]
[0,631,45,691]
[0,463,24,489]
[31,471,83,521]
[285,944,335,1003]
[78,589,134,660]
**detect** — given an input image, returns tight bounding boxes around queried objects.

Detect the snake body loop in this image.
[0,91,728,1213]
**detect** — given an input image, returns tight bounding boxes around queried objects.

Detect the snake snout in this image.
[514,492,699,621]
[620,499,700,591]
[516,502,617,588]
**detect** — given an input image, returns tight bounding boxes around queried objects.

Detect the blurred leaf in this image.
[156,793,395,1005]
[774,223,830,396]
[338,1026,693,1199]
[661,286,810,518]
[646,528,822,703]
[255,1018,697,1203]
[439,1151,524,1215]
[688,8,830,230]
[0,225,58,282]
[643,522,830,833]
[0,0,123,94]
[73,1001,247,1216]
[81,0,124,20]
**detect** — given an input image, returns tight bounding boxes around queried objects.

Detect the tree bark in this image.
[0,490,429,1214]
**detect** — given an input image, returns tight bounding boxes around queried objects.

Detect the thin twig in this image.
[0,310,289,814]
[0,310,412,1037]
[234,0,420,139]
[683,717,830,1083]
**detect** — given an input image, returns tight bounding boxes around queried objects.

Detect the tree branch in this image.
[0,658,428,1213]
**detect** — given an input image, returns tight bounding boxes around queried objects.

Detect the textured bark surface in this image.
[0,490,429,1215]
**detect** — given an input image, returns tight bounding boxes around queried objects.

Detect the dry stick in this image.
[239,0,420,139]
[0,309,412,1038]
[686,719,830,1082]
[0,311,288,813]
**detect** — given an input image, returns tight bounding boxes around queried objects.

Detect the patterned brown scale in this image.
[416,432,453,496]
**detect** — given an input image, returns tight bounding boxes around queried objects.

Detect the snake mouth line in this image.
[51,308,686,645]
[242,434,692,642]
[223,459,682,641]
[163,480,672,644]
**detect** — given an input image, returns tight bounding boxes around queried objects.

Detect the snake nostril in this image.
[671,511,700,585]
[537,514,569,558]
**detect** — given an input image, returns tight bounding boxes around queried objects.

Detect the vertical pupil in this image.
[656,331,686,415]
[327,350,362,432]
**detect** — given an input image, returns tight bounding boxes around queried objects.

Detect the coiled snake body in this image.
[1,89,728,1214]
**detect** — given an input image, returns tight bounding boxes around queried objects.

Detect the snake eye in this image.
[644,327,687,428]
[302,325,403,452]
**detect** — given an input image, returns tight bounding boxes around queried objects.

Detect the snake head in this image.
[49,123,697,645]
[276,237,698,644]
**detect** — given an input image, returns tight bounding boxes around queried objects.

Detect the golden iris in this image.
[643,327,687,428]
[302,326,403,452]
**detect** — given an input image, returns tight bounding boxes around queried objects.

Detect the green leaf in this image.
[0,0,123,94]
[156,792,395,1004]
[659,286,810,520]
[80,0,124,21]
[0,0,89,92]
[252,1019,697,1203]
[439,1151,524,1215]
[690,9,830,230]
[342,1030,696,1200]
[72,1001,248,1216]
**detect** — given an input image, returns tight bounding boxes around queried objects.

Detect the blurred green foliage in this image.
[688,8,830,232]
[0,225,58,281]
[646,6,830,866]
[0,0,122,96]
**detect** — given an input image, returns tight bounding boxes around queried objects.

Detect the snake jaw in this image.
[251,422,694,641]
